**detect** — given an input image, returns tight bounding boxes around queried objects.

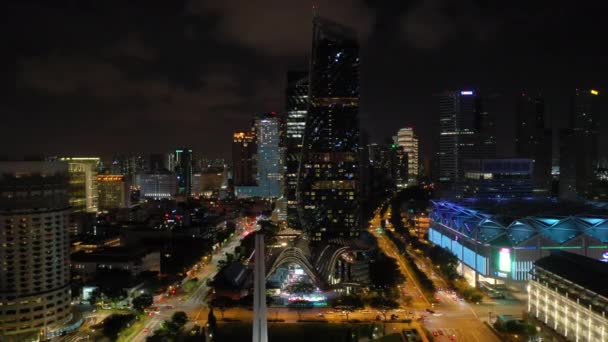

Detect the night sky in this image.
[7,0,608,163]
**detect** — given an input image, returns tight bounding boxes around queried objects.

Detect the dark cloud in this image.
[401,0,500,49]
[5,0,608,162]
[187,0,374,56]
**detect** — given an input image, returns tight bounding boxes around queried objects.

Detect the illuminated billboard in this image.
[499,248,512,272]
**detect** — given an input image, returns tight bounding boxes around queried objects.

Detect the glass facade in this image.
[255,114,282,198]
[299,16,360,241]
[284,71,309,229]
[438,91,495,183]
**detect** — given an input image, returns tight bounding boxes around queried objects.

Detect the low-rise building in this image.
[71,247,160,277]
[528,251,608,342]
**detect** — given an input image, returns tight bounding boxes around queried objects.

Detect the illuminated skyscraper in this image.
[0,161,72,339]
[284,71,309,228]
[559,89,600,200]
[395,127,419,185]
[299,16,360,241]
[254,113,282,198]
[437,90,495,184]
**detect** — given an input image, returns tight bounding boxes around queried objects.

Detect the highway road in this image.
[369,206,430,309]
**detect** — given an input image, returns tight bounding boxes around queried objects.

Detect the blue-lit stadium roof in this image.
[430,199,608,246]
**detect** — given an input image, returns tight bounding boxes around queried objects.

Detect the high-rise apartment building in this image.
[97,175,130,210]
[284,71,309,229]
[438,90,495,184]
[0,161,72,338]
[515,93,552,192]
[299,16,360,241]
[559,89,600,200]
[395,127,419,185]
[232,131,257,187]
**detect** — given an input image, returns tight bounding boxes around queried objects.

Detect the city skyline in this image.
[7,1,608,162]
[3,3,608,341]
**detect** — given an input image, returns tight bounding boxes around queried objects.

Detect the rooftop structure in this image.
[429,198,608,285]
[529,251,607,342]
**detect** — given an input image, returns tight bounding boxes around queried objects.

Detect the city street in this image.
[128,223,251,341]
[369,203,500,342]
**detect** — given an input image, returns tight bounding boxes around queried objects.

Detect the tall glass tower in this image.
[255,113,282,198]
[438,90,495,184]
[284,71,309,229]
[299,16,360,242]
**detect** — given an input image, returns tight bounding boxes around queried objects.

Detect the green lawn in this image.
[215,322,379,341]
[116,313,148,342]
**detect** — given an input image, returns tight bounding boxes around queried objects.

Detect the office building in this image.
[192,166,225,198]
[97,175,130,210]
[515,93,552,192]
[149,153,167,172]
[110,154,147,175]
[438,90,496,184]
[0,161,72,338]
[254,113,282,198]
[462,158,534,198]
[284,71,309,229]
[60,157,99,213]
[59,157,99,235]
[559,89,600,200]
[528,251,607,342]
[367,143,395,195]
[395,127,419,185]
[234,113,283,199]
[299,16,361,241]
[134,170,176,199]
[429,199,608,287]
[171,148,193,196]
[232,131,257,186]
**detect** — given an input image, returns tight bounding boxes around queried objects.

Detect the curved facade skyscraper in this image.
[0,161,72,338]
[299,16,360,242]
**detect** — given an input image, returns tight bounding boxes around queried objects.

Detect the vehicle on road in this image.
[426,308,435,314]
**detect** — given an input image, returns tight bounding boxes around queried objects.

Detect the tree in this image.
[370,253,405,290]
[210,296,236,319]
[370,296,399,321]
[132,293,154,312]
[102,314,135,340]
[171,311,188,328]
[207,307,217,340]
[330,294,364,321]
[285,280,315,295]
[288,300,313,320]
